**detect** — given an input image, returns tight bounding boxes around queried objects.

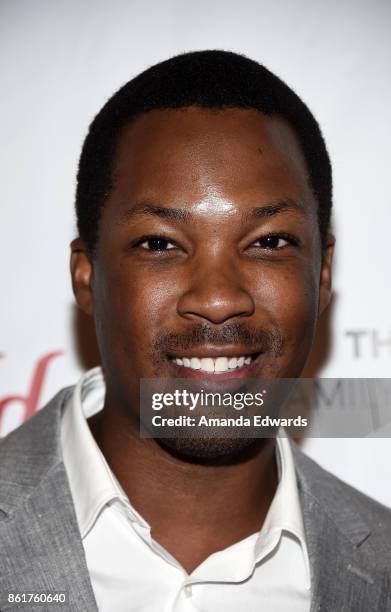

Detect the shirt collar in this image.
[61,367,310,585]
[61,367,147,538]
[256,434,311,584]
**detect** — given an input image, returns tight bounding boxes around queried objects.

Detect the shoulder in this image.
[292,441,391,543]
[0,386,74,473]
[0,386,75,516]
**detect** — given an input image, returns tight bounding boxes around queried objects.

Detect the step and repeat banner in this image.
[1,0,390,505]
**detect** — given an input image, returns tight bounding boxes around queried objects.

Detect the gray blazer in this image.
[0,387,390,611]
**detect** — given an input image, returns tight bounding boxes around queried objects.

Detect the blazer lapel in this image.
[292,444,390,612]
[0,389,98,612]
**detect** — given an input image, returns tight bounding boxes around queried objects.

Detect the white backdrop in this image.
[1,0,390,505]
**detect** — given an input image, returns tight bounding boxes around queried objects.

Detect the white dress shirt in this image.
[61,367,311,612]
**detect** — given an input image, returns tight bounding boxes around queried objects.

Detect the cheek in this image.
[93,262,180,369]
[255,267,319,363]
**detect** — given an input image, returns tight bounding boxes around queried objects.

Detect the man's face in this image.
[72,107,333,430]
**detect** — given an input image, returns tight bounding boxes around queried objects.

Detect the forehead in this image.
[107,106,315,217]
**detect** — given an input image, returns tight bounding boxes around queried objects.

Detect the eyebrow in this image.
[117,203,191,225]
[116,198,305,226]
[242,199,305,221]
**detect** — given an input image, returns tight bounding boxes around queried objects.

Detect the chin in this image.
[157,436,264,464]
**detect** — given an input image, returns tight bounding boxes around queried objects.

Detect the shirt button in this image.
[183,584,192,598]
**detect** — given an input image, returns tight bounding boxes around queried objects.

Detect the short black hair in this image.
[76,50,332,256]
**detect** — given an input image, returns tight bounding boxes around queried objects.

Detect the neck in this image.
[88,397,278,574]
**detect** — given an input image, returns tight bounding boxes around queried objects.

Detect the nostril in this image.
[177,296,255,325]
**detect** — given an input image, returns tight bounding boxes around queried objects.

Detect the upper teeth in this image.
[172,355,252,373]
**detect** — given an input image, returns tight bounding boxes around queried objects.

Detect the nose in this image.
[177,259,255,325]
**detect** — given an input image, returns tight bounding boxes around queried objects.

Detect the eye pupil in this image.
[262,235,280,248]
[148,238,168,251]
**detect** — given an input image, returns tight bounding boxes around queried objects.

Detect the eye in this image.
[251,233,299,250]
[138,236,177,251]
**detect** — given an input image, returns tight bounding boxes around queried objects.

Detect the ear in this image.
[318,232,335,317]
[70,238,94,316]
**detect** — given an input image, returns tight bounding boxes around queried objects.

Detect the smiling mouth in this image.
[169,353,261,375]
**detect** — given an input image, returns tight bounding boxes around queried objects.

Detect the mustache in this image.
[150,322,284,359]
